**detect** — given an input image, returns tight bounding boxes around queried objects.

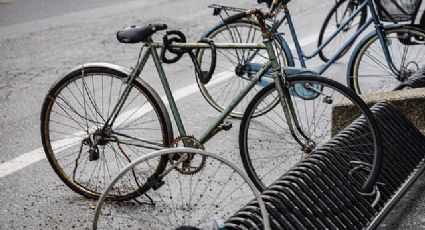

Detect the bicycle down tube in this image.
[272,0,399,75]
[102,40,306,149]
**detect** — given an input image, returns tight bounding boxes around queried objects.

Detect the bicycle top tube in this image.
[107,2,300,145]
[150,42,267,50]
[109,11,283,147]
[127,40,276,146]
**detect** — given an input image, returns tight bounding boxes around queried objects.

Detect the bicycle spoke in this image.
[42,70,170,200]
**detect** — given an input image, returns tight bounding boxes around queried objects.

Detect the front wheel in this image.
[40,66,173,200]
[348,26,425,94]
[239,75,382,192]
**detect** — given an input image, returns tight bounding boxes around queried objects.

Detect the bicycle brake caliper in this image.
[147,174,165,191]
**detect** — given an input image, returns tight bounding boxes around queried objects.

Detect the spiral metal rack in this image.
[224,102,425,229]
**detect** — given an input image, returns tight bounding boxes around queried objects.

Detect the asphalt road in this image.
[1,0,425,229]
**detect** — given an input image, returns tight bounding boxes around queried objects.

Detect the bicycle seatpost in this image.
[269,0,280,14]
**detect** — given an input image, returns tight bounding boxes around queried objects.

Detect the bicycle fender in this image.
[75,62,132,75]
[346,24,407,86]
[65,62,162,86]
[44,62,131,97]
[71,62,173,137]
[202,19,295,67]
[59,62,168,111]
[285,67,319,76]
[73,61,166,96]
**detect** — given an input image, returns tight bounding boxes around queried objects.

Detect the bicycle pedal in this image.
[147,174,165,191]
[88,148,99,161]
[220,120,233,131]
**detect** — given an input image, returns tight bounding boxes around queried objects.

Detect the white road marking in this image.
[0,71,233,177]
[0,34,318,178]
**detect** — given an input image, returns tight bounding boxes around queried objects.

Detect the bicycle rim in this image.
[240,75,382,192]
[40,67,172,200]
[351,26,425,94]
[197,21,286,118]
[93,148,268,229]
[318,0,367,62]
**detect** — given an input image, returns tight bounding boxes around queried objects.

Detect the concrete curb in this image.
[332,88,425,135]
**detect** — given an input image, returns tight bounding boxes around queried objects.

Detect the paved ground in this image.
[1,0,425,229]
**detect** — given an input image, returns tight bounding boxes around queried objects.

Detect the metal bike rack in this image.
[224,102,425,229]
[93,148,271,230]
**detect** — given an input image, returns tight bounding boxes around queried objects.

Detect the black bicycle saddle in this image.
[117,23,167,43]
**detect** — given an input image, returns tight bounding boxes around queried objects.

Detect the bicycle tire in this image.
[197,20,292,118]
[318,0,368,63]
[93,148,270,230]
[239,75,382,192]
[348,25,425,94]
[40,65,173,200]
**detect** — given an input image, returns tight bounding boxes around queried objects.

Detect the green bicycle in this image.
[40,1,382,227]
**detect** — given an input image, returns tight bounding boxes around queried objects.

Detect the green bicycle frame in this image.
[104,37,307,150]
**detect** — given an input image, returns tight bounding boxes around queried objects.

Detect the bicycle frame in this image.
[271,0,399,75]
[103,37,307,151]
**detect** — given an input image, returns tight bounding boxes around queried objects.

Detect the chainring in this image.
[169,136,207,175]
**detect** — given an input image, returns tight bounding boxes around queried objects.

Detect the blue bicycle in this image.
[317,0,423,62]
[197,0,425,118]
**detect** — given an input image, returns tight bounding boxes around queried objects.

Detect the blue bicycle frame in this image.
[270,0,399,75]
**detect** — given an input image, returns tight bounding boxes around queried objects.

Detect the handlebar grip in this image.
[223,11,247,24]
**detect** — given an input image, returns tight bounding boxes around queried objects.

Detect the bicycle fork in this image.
[263,37,312,153]
[275,77,314,153]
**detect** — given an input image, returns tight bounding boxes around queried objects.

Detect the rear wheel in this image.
[40,66,173,200]
[318,0,367,62]
[239,75,382,193]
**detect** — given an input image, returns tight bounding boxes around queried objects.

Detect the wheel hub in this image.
[291,82,322,100]
[302,141,316,155]
[83,126,113,161]
[235,64,246,76]
[399,61,419,81]
[92,126,112,146]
